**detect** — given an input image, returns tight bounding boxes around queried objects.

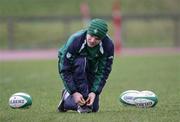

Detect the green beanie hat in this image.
[87,18,108,39]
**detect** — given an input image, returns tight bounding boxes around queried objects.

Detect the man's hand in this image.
[86,92,96,106]
[72,92,86,106]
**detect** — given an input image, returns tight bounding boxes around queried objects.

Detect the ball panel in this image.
[13,92,31,98]
[120,90,140,96]
[19,95,32,108]
[9,96,27,108]
[141,90,156,97]
[119,90,140,105]
[134,96,158,108]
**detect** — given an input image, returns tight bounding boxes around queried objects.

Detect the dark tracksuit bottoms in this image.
[62,57,99,112]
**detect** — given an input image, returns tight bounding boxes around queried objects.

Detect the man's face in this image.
[86,34,101,47]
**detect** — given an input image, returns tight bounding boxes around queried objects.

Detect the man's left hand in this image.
[86,92,96,106]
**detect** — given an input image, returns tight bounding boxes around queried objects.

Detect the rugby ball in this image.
[9,92,32,109]
[134,90,158,108]
[119,90,140,105]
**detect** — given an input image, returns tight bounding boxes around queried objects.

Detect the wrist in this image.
[89,92,96,97]
[73,92,80,96]
[90,90,98,95]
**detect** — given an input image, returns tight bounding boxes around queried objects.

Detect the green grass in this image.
[0,54,180,122]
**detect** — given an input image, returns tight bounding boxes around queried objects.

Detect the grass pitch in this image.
[0,54,180,122]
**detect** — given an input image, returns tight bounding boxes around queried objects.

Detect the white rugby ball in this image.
[119,90,140,105]
[9,92,32,109]
[134,90,158,108]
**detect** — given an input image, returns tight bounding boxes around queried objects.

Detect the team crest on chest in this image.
[66,52,72,59]
[95,54,99,57]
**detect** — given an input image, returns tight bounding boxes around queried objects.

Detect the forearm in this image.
[91,57,113,95]
[58,57,77,94]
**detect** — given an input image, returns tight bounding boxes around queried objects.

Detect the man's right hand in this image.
[72,92,86,106]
